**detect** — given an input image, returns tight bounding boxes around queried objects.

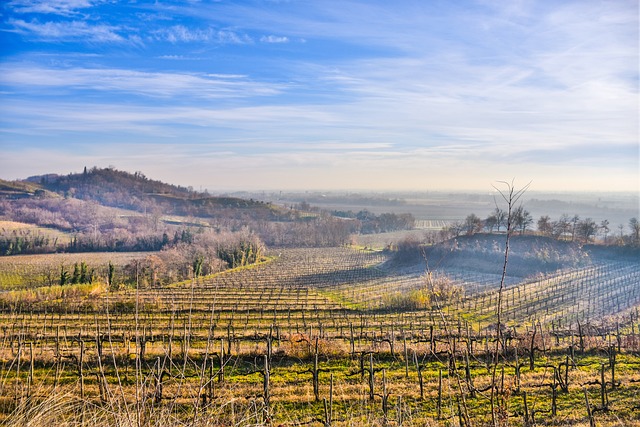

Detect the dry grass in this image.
[0,220,73,244]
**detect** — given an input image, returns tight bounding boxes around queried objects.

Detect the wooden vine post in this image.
[368,353,375,401]
[412,350,424,401]
[263,354,270,414]
[79,338,85,400]
[381,369,391,421]
[608,346,617,390]
[323,373,334,426]
[523,391,530,427]
[27,342,34,399]
[313,348,324,402]
[155,356,163,405]
[599,363,608,410]
[218,338,226,382]
[403,333,409,379]
[584,388,596,427]
[437,368,443,420]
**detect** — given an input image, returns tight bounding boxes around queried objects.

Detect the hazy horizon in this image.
[7,166,640,197]
[236,187,639,224]
[1,1,638,192]
[4,166,640,197]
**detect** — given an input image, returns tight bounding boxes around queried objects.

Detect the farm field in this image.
[1,246,640,426]
[0,220,72,238]
[0,251,149,291]
[0,220,74,254]
[353,230,431,250]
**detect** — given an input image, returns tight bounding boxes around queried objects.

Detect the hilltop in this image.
[23,167,280,218]
[0,178,53,199]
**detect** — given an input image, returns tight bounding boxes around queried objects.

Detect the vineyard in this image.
[0,252,148,291]
[1,244,640,426]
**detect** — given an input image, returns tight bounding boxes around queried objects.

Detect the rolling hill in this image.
[22,167,283,219]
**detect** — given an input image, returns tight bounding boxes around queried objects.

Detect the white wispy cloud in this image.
[7,18,124,42]
[260,35,289,43]
[177,0,464,54]
[0,65,283,98]
[303,2,638,154]
[0,100,342,137]
[7,0,98,16]
[153,25,252,44]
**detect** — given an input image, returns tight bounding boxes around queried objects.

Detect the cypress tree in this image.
[72,263,81,284]
[80,262,88,283]
[60,265,69,286]
[108,262,115,290]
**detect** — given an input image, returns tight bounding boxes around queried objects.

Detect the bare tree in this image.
[553,214,572,239]
[571,214,580,241]
[577,218,597,243]
[484,212,498,233]
[463,213,483,235]
[512,205,533,235]
[630,218,640,245]
[492,207,507,232]
[537,215,553,236]
[618,224,625,243]
[599,219,610,244]
[490,179,530,426]
[448,221,464,237]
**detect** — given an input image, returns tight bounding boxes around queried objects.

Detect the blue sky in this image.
[1,0,638,192]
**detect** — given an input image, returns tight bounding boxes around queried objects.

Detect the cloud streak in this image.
[153,25,252,44]
[6,18,125,42]
[7,0,98,16]
[0,65,283,98]
[260,35,289,43]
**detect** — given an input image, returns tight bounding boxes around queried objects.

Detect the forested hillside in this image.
[25,167,281,219]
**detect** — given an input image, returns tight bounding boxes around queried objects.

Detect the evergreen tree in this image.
[80,261,89,283]
[71,263,81,284]
[108,261,115,290]
[60,265,69,286]
[193,256,204,278]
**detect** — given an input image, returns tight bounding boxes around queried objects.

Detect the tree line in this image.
[450,207,640,245]
[5,229,266,291]
[114,229,265,288]
[331,210,415,234]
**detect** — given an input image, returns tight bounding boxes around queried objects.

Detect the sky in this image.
[0,0,638,192]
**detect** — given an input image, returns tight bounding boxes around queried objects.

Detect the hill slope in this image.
[23,167,284,219]
[391,234,635,279]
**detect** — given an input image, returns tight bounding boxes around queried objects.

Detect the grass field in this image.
[0,220,73,244]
